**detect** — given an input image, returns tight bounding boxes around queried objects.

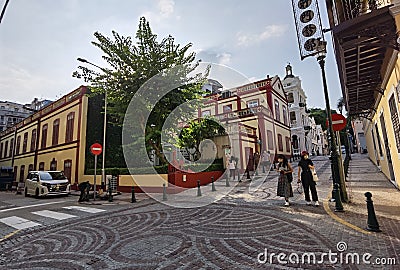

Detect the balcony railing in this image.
[333,0,392,25]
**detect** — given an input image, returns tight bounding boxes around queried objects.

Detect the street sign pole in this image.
[90,143,102,201]
[94,155,97,201]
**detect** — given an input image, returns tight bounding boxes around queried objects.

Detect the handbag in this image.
[312,169,319,182]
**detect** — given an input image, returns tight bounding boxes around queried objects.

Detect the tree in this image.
[73,17,208,165]
[337,97,344,114]
[308,107,337,131]
[178,118,225,161]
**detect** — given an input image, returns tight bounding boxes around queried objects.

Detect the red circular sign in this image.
[326,114,347,131]
[90,143,102,155]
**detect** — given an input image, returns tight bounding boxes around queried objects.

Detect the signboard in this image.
[90,143,102,155]
[291,0,325,60]
[326,114,347,131]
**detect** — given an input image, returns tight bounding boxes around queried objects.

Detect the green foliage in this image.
[74,17,209,165]
[308,107,337,131]
[177,117,226,161]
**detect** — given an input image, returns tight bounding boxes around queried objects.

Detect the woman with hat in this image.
[276,154,294,206]
[297,151,319,206]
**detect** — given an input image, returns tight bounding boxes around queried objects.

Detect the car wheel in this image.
[35,188,39,198]
[24,187,29,197]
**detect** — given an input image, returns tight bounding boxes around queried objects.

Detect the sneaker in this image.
[306,201,312,206]
[284,201,290,206]
[314,201,320,206]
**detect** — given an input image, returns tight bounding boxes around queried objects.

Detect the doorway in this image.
[380,114,396,183]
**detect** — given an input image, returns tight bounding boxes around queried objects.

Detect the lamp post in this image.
[77,57,107,191]
[315,41,343,211]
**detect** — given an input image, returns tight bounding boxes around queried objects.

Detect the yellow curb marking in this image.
[0,229,20,242]
[323,198,371,235]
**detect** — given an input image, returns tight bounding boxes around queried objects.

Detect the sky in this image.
[0,0,343,110]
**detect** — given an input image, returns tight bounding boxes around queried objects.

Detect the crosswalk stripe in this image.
[32,210,77,220]
[0,216,41,230]
[62,206,106,213]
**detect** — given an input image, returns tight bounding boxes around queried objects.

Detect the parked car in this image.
[25,171,71,197]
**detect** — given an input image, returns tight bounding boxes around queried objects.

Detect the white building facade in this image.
[282,64,326,156]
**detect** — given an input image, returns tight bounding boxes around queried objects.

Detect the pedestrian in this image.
[78,181,90,202]
[228,157,236,181]
[261,150,271,173]
[276,154,293,206]
[297,151,319,206]
[253,151,260,175]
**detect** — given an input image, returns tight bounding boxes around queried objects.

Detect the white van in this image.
[25,171,71,197]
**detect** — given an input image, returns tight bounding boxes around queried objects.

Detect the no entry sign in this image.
[90,143,102,155]
[326,114,347,131]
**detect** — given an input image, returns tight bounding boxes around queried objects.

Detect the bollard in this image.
[225,173,231,186]
[108,178,113,202]
[162,183,167,201]
[131,186,137,203]
[333,183,344,212]
[365,192,381,232]
[246,168,251,180]
[211,176,216,192]
[197,180,202,196]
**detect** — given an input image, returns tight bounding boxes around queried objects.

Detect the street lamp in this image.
[77,57,108,191]
[315,41,344,211]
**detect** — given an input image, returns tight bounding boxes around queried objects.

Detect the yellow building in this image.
[325,0,400,188]
[0,86,86,187]
[200,76,291,172]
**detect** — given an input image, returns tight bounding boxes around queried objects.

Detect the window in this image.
[247,100,259,108]
[28,164,34,172]
[4,141,8,158]
[282,106,288,125]
[65,112,75,143]
[274,100,280,122]
[388,95,400,153]
[19,165,25,182]
[52,119,60,146]
[223,105,232,112]
[31,129,37,152]
[267,130,274,150]
[0,142,3,159]
[278,134,283,151]
[285,137,291,152]
[41,124,48,149]
[16,136,21,155]
[22,132,28,153]
[9,138,14,157]
[50,158,57,171]
[39,162,45,171]
[287,93,294,103]
[201,110,211,117]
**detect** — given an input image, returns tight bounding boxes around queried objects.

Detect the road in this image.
[0,156,398,269]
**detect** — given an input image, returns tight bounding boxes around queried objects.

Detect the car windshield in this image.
[39,171,67,180]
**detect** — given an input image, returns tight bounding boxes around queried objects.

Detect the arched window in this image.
[50,158,57,171]
[41,124,48,149]
[65,112,75,143]
[52,119,60,146]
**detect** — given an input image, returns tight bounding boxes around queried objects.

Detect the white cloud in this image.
[237,24,288,46]
[140,0,175,24]
[217,53,231,65]
[158,0,175,18]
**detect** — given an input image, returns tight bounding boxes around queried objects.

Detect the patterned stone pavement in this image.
[0,156,398,269]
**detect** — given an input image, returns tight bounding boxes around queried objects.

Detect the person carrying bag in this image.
[297,151,319,206]
[276,154,294,206]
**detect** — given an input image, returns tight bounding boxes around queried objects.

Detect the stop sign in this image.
[326,114,347,131]
[90,143,102,155]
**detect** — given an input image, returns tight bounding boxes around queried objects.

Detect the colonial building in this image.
[282,64,326,156]
[199,75,291,172]
[325,0,400,188]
